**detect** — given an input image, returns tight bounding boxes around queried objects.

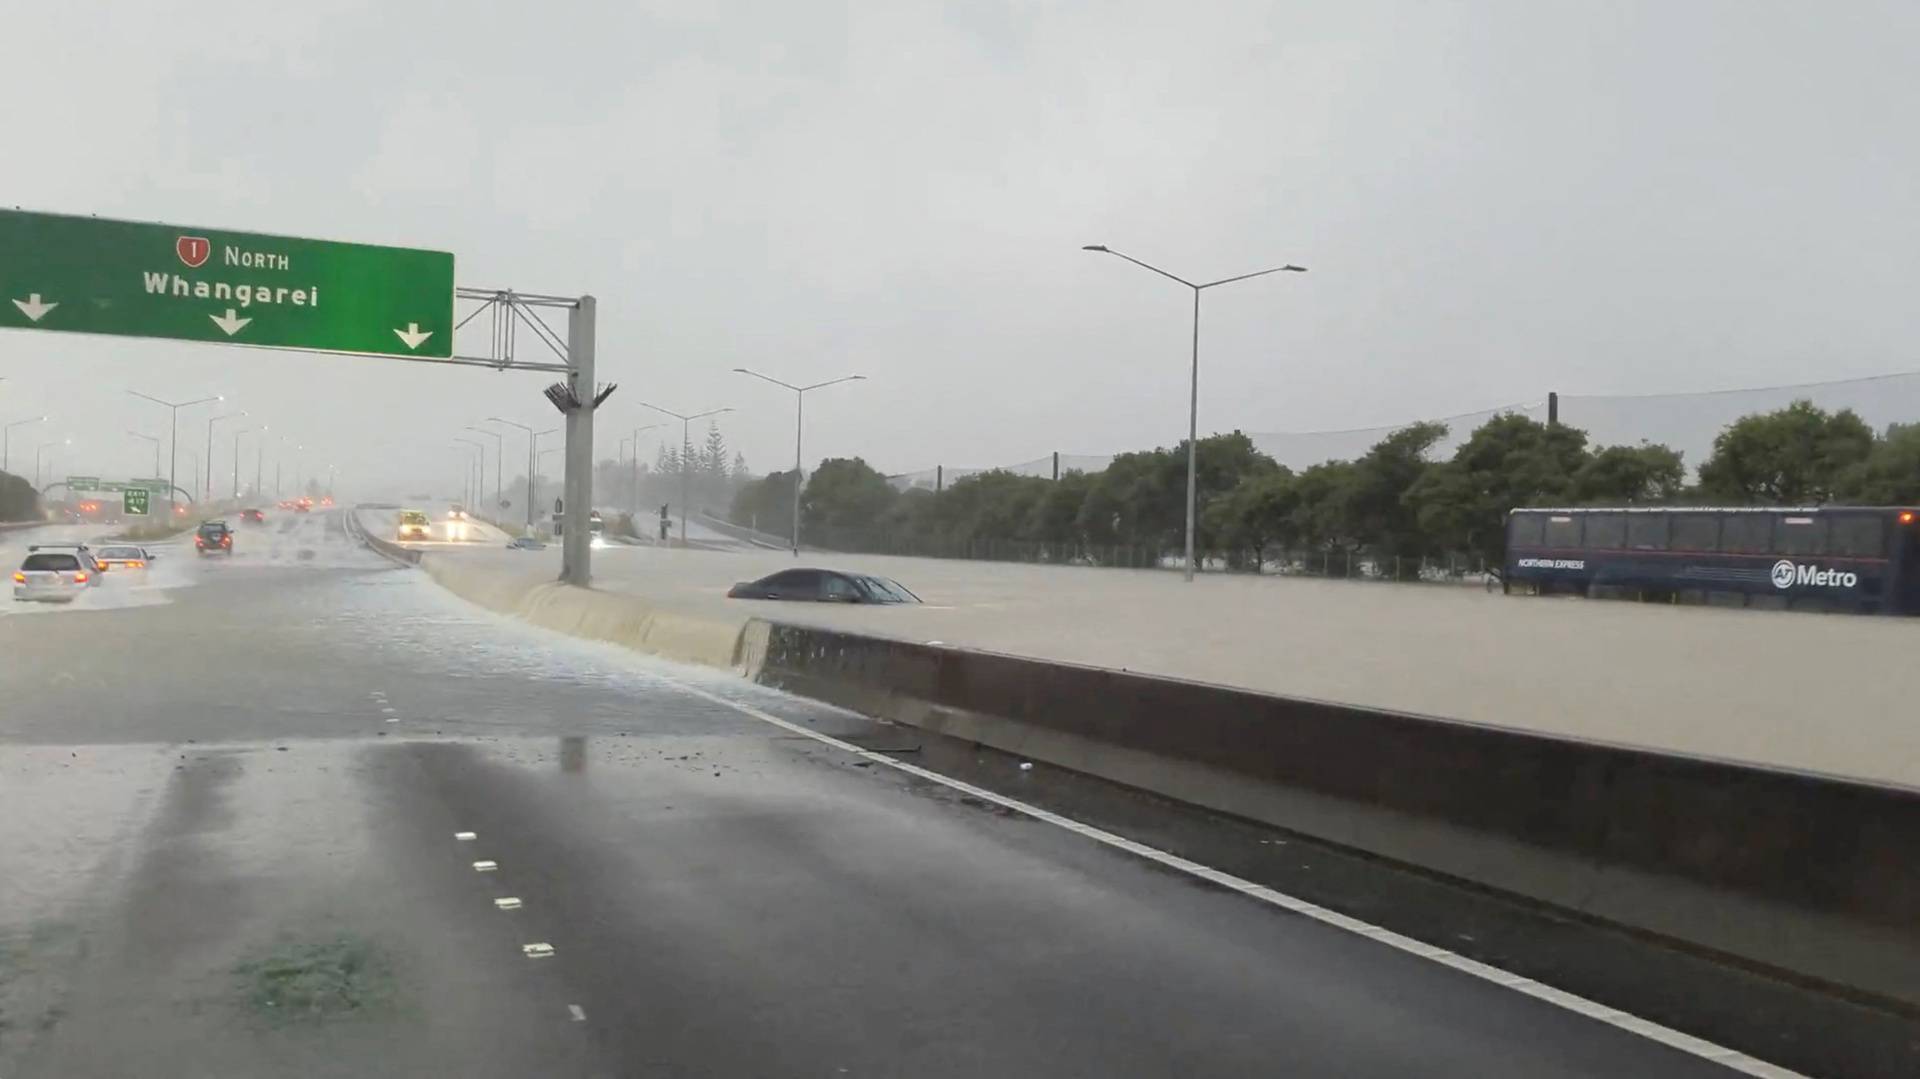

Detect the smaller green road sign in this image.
[0,209,453,359]
[124,488,150,516]
[65,475,100,491]
[131,478,170,491]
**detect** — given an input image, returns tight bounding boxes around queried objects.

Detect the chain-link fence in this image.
[884,368,1920,487]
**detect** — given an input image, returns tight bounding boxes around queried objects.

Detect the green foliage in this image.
[801,457,898,538]
[1836,423,1920,504]
[1406,413,1589,564]
[1572,443,1686,503]
[730,469,798,538]
[1697,400,1873,503]
[0,469,39,522]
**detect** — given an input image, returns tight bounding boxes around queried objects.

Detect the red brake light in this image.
[73,571,88,584]
[1901,512,1915,525]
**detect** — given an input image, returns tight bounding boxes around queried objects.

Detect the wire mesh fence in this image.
[884,367,1920,487]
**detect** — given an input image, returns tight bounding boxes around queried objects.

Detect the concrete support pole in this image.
[560,296,597,587]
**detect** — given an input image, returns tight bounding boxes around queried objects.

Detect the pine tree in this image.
[704,423,729,480]
[732,451,750,480]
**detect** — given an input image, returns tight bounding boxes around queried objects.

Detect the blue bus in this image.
[1504,505,1920,615]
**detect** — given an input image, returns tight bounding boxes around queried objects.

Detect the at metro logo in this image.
[175,236,210,268]
[1771,559,1858,589]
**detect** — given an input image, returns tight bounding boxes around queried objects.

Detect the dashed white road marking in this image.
[663,679,1805,1079]
[523,942,555,959]
[495,896,523,910]
[454,831,477,841]
[567,1004,587,1022]
[473,860,498,872]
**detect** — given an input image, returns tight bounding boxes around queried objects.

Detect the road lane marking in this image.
[665,680,1803,1079]
[568,1004,587,1022]
[495,897,523,910]
[523,942,555,958]
[473,860,498,872]
[455,831,477,841]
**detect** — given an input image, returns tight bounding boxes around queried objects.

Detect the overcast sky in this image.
[4,0,1917,497]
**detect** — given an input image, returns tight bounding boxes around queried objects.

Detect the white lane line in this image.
[386,717,399,724]
[523,942,556,959]
[665,680,1804,1079]
[380,707,397,715]
[495,896,523,910]
[473,860,498,872]
[454,831,477,841]
[568,1004,587,1022]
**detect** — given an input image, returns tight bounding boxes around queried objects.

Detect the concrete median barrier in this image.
[419,554,751,670]
[751,622,1920,1012]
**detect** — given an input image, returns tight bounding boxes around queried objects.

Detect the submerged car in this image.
[726,569,920,604]
[506,536,547,550]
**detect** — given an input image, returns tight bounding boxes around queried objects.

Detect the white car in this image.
[13,549,94,602]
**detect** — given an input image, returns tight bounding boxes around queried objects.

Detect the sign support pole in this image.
[560,296,596,587]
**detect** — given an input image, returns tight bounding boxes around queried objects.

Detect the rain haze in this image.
[6,1,1918,493]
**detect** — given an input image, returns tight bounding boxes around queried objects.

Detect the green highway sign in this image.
[131,478,171,491]
[123,487,150,516]
[66,475,100,491]
[0,209,453,358]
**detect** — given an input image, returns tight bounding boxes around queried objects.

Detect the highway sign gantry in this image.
[0,209,453,359]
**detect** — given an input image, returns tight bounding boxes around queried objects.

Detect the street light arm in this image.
[1198,264,1308,289]
[686,407,735,422]
[1082,246,1197,289]
[638,402,688,422]
[126,389,172,407]
[798,375,866,393]
[732,368,802,393]
[487,417,534,434]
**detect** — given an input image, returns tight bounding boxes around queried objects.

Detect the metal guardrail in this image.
[345,506,421,565]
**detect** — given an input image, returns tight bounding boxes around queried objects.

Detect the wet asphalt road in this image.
[0,511,1814,1076]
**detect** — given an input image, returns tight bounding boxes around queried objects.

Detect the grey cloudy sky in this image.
[4,0,1918,495]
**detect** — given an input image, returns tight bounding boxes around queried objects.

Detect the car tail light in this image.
[73,572,88,584]
[11,572,23,584]
[1902,511,1915,525]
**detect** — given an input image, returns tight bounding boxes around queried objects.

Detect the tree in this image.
[702,423,729,481]
[1405,413,1589,564]
[801,457,897,543]
[1288,460,1360,553]
[1346,421,1447,560]
[729,469,797,538]
[1204,468,1299,569]
[0,470,39,522]
[1572,443,1685,504]
[1837,423,1920,504]
[731,451,750,480]
[656,443,681,477]
[1028,470,1098,547]
[1697,400,1873,503]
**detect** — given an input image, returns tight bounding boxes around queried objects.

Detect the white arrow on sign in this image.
[394,323,433,351]
[11,294,57,322]
[210,309,252,337]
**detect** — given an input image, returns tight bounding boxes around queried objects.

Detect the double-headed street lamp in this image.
[205,410,247,501]
[486,417,557,531]
[637,403,733,545]
[465,425,504,515]
[128,390,222,513]
[3,415,48,474]
[34,438,70,489]
[233,426,263,499]
[453,438,486,511]
[127,431,161,476]
[620,423,667,516]
[732,368,865,556]
[1081,245,1306,581]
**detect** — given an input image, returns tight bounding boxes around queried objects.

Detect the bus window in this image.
[1584,513,1626,549]
[1671,513,1720,552]
[1830,516,1885,558]
[1775,515,1826,556]
[1626,514,1668,550]
[1721,513,1772,554]
[1509,513,1544,547]
[1543,515,1581,548]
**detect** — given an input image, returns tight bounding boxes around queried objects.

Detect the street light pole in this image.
[624,424,665,520]
[205,410,246,502]
[466,426,505,517]
[254,427,267,498]
[34,439,67,490]
[128,390,221,513]
[485,418,555,533]
[1081,245,1306,581]
[3,415,48,474]
[454,438,485,516]
[733,369,864,556]
[127,431,161,476]
[637,403,734,546]
[232,427,257,500]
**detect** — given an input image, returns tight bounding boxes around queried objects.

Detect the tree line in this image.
[0,470,38,522]
[729,400,1920,571]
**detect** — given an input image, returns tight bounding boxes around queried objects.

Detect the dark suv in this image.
[195,520,235,556]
